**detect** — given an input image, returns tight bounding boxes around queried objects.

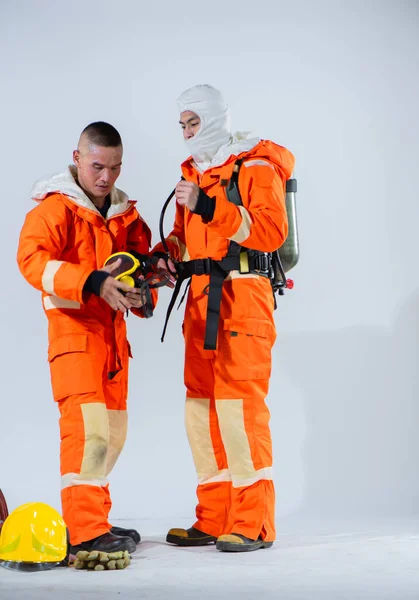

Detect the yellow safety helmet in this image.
[0,502,67,572]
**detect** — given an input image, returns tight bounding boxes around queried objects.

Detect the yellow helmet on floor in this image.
[0,502,67,572]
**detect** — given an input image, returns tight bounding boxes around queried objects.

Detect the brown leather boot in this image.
[216,533,273,552]
[166,526,217,546]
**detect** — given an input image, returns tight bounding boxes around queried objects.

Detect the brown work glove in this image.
[73,550,131,571]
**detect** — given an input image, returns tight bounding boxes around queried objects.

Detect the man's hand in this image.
[175,180,199,211]
[124,288,147,308]
[99,259,145,312]
[157,258,177,283]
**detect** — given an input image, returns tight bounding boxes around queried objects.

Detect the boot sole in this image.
[216,540,273,553]
[166,533,217,547]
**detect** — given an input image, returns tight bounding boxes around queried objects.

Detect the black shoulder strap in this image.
[226,159,244,206]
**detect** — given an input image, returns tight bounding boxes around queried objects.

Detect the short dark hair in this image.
[81,121,122,147]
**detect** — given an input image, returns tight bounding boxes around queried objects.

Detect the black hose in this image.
[159,177,185,256]
[159,187,176,256]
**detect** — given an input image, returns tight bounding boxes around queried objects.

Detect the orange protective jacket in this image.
[159,140,295,350]
[17,167,154,381]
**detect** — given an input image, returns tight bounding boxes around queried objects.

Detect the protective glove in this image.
[73,550,131,571]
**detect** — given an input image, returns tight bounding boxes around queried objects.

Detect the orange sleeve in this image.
[17,197,92,303]
[152,201,188,262]
[207,157,294,252]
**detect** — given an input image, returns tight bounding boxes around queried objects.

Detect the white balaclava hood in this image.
[177,84,232,165]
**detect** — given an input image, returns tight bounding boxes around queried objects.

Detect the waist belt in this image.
[161,251,271,350]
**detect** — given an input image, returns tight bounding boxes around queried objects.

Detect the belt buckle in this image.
[261,254,269,272]
[255,253,269,273]
[195,258,211,275]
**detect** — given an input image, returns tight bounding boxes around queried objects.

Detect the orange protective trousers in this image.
[183,278,277,542]
[51,330,130,546]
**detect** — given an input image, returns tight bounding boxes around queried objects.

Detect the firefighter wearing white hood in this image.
[156,85,295,552]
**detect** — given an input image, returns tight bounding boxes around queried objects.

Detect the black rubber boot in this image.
[166,526,217,546]
[216,533,273,552]
[110,526,141,544]
[69,531,136,557]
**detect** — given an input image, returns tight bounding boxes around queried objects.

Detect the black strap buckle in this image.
[193,258,211,275]
[253,253,270,273]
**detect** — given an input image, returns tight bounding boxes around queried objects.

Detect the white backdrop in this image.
[0,0,418,526]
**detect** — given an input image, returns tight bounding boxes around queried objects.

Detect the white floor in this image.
[1,516,418,600]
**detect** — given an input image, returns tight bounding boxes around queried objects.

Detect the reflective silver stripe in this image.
[61,473,108,490]
[198,469,231,485]
[43,296,81,311]
[229,206,252,245]
[243,159,274,169]
[42,260,64,295]
[232,467,273,489]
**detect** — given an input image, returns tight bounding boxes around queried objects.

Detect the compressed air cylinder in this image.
[278,178,299,272]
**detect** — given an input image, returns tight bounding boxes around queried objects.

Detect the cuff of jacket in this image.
[83,270,111,297]
[191,189,216,222]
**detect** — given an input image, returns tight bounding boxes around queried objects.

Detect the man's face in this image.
[72,144,123,202]
[179,111,201,140]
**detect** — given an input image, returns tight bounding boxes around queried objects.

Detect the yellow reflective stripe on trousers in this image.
[106,409,128,474]
[185,397,219,482]
[215,399,273,488]
[80,403,109,478]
